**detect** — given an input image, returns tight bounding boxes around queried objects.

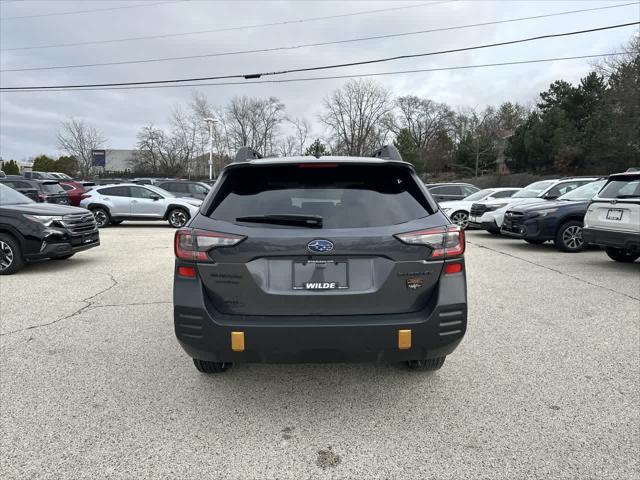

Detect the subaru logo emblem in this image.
[307,239,334,253]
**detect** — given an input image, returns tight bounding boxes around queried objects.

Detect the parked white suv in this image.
[469,178,599,234]
[440,187,520,228]
[583,171,640,262]
[80,183,201,228]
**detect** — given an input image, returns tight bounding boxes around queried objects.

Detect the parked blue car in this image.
[500,180,606,252]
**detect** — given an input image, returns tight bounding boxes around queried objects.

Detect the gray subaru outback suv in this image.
[173,146,467,373]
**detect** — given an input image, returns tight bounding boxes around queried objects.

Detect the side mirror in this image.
[545,193,559,200]
[150,194,161,201]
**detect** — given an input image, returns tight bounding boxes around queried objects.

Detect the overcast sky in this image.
[0,0,638,161]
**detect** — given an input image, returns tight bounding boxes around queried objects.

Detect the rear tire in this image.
[406,356,446,371]
[110,220,123,225]
[554,220,584,252]
[167,208,189,228]
[605,247,640,263]
[0,233,24,275]
[193,359,231,374]
[91,207,110,228]
[525,239,545,245]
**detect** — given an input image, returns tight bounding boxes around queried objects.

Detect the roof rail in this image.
[234,146,263,163]
[368,145,403,161]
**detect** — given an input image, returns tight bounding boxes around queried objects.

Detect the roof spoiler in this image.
[368,145,403,161]
[234,146,263,163]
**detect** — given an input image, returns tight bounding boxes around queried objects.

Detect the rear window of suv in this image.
[599,178,640,198]
[40,182,65,194]
[208,164,433,228]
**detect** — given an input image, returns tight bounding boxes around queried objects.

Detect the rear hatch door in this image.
[192,162,449,316]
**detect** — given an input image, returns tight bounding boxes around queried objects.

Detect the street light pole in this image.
[204,117,216,181]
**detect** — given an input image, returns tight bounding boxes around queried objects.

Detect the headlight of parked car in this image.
[24,215,63,226]
[484,203,509,212]
[531,208,558,217]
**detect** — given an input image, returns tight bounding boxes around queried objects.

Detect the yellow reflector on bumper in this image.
[231,331,245,352]
[398,329,411,350]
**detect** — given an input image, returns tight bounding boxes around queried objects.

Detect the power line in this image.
[1,53,627,93]
[1,22,636,92]
[0,0,452,51]
[3,2,637,73]
[0,0,184,21]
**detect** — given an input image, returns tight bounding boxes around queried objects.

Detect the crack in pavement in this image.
[1,273,121,337]
[468,240,640,302]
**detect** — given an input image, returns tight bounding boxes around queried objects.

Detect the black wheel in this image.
[554,220,585,252]
[406,356,446,371]
[525,238,545,245]
[91,207,110,228]
[605,247,640,263]
[168,208,189,228]
[110,220,123,225]
[0,233,24,275]
[450,211,469,229]
[193,358,231,374]
[53,253,75,260]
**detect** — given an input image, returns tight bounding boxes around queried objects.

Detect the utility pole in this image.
[204,117,216,181]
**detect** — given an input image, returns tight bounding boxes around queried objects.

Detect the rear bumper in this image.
[173,269,467,364]
[583,228,640,251]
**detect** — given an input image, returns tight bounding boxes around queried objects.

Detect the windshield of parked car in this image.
[145,184,176,198]
[0,183,34,205]
[598,178,640,198]
[463,189,493,201]
[512,180,556,198]
[558,180,606,201]
[209,164,433,228]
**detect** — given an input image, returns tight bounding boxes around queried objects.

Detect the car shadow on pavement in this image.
[16,256,100,276]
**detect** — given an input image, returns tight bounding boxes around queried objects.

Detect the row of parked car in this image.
[429,172,640,262]
[0,172,214,274]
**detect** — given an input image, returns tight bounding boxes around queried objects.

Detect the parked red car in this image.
[60,181,88,206]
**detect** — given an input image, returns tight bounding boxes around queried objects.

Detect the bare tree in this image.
[56,118,105,178]
[133,105,203,177]
[277,136,298,157]
[288,117,311,155]
[225,96,286,155]
[388,96,453,171]
[320,79,392,156]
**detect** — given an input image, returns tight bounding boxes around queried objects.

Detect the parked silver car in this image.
[79,183,201,228]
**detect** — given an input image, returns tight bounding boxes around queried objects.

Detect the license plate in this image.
[606,209,623,220]
[293,260,348,290]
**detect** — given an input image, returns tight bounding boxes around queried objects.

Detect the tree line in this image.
[4,35,636,179]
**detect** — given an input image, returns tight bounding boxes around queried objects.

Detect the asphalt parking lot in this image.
[1,224,638,479]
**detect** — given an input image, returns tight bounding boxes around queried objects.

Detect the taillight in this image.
[174,228,246,261]
[80,194,91,199]
[394,225,465,259]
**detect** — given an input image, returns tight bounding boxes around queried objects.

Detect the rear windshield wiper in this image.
[235,214,323,228]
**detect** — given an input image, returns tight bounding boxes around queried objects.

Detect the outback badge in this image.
[406,277,424,290]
